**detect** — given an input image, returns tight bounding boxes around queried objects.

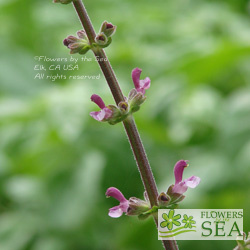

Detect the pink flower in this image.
[131,68,151,95]
[90,94,113,121]
[172,160,200,194]
[106,187,129,218]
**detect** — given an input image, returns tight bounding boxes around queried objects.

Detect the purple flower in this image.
[172,160,200,194]
[90,94,113,121]
[106,187,129,218]
[131,68,151,95]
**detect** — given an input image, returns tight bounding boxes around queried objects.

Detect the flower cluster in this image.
[105,160,200,218]
[63,30,90,54]
[90,68,150,124]
[94,21,116,48]
[63,22,116,54]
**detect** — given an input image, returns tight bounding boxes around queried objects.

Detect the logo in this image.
[158,209,243,240]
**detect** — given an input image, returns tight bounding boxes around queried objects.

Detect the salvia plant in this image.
[54,0,201,249]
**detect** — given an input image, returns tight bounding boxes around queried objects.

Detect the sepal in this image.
[158,192,171,207]
[100,21,117,37]
[126,197,150,216]
[167,185,186,204]
[128,88,146,113]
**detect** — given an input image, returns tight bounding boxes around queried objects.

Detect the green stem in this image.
[71,1,179,249]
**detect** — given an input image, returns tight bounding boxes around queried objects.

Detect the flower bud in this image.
[106,104,130,125]
[105,105,121,125]
[94,33,112,48]
[128,88,137,100]
[53,0,72,4]
[158,192,171,207]
[63,31,90,55]
[63,36,80,46]
[77,30,87,39]
[118,101,129,115]
[167,185,185,204]
[126,197,150,216]
[100,21,117,37]
[95,33,108,45]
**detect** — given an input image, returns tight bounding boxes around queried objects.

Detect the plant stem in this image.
[73,0,124,104]
[123,116,158,205]
[73,0,159,206]
[72,1,178,249]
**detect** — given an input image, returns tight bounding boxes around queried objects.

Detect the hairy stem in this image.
[123,116,158,205]
[73,0,124,104]
[72,1,178,249]
[72,0,158,208]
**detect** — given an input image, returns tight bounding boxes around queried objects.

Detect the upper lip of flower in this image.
[91,94,106,109]
[174,160,188,184]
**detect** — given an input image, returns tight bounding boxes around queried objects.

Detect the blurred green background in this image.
[0,0,250,249]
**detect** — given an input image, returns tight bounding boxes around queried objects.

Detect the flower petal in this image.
[183,176,201,188]
[64,35,80,44]
[91,94,106,109]
[108,205,124,218]
[106,187,127,203]
[131,68,142,89]
[103,107,113,119]
[137,88,145,95]
[139,77,151,90]
[172,176,200,194]
[90,110,106,121]
[120,201,129,213]
[172,182,188,194]
[174,160,188,184]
